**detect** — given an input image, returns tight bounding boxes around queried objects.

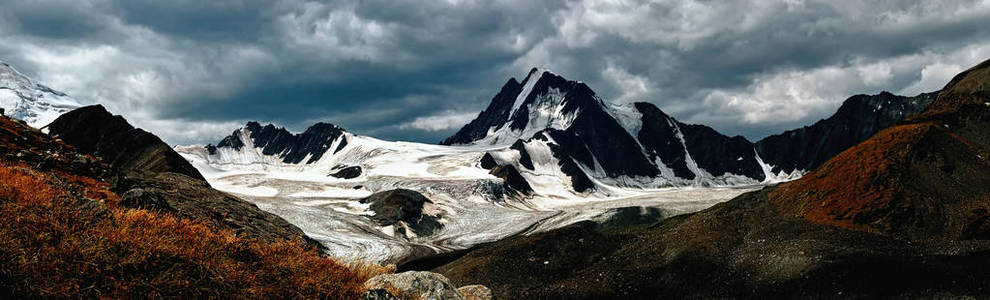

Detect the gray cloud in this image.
[1,0,988,145]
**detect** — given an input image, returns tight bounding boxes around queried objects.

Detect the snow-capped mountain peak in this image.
[445,68,610,146]
[205,121,350,165]
[0,61,82,128]
[442,68,769,189]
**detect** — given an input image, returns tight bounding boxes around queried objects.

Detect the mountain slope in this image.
[0,61,81,128]
[434,59,990,299]
[755,91,937,175]
[48,105,206,181]
[633,102,764,181]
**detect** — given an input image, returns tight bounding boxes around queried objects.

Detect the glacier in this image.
[176,128,760,264]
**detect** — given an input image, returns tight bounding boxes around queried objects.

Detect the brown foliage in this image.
[0,161,388,298]
[770,123,931,231]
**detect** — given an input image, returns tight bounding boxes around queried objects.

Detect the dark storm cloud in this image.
[1,0,989,145]
[109,0,279,42]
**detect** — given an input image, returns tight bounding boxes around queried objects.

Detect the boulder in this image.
[363,271,464,300]
[119,188,172,211]
[360,189,443,237]
[457,285,493,300]
[360,289,398,300]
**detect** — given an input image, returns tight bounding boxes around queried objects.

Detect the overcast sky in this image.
[2,0,989,145]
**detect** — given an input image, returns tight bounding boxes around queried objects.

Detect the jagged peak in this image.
[307,122,345,131]
[240,121,346,134]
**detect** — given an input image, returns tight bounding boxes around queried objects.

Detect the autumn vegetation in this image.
[0,158,390,298]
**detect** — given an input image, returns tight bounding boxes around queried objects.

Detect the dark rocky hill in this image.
[47,105,205,181]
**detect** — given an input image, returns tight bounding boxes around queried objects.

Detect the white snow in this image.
[0,62,82,128]
[508,68,545,121]
[607,102,644,139]
[754,149,805,183]
[473,86,581,146]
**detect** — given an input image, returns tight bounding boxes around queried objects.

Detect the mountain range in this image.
[192,67,936,196]
[432,58,990,299]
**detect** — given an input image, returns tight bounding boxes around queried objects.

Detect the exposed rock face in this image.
[361,189,443,238]
[508,140,533,170]
[329,165,362,179]
[212,121,348,164]
[441,78,523,145]
[635,102,763,180]
[364,271,491,300]
[435,59,990,299]
[47,105,205,181]
[441,68,766,189]
[596,206,667,228]
[489,164,533,196]
[441,70,657,184]
[536,130,596,193]
[478,153,497,170]
[755,91,937,175]
[0,114,107,179]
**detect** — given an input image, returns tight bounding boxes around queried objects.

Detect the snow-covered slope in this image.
[176,121,759,263]
[0,61,82,128]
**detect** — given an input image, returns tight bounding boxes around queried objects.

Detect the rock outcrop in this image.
[329,165,362,179]
[361,189,443,238]
[363,271,491,300]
